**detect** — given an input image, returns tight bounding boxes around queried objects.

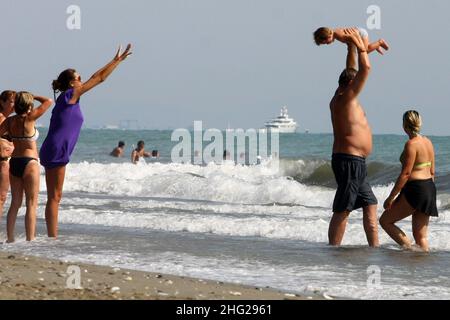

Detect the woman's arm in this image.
[70,44,133,104]
[430,140,436,181]
[384,142,416,209]
[0,117,10,138]
[29,95,53,121]
[0,138,14,159]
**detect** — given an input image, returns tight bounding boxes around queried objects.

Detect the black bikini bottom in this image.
[9,157,38,178]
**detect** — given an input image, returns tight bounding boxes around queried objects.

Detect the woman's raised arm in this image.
[70,44,133,104]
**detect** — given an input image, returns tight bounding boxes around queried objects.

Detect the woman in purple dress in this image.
[40,44,132,238]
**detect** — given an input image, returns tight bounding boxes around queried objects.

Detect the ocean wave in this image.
[278,158,402,188]
[54,161,448,209]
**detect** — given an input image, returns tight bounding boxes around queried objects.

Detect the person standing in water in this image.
[40,44,133,238]
[328,32,379,247]
[0,90,16,224]
[0,92,53,242]
[380,111,437,252]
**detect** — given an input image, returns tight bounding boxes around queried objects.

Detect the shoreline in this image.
[0,251,326,300]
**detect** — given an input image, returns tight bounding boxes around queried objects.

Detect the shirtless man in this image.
[131,140,151,164]
[110,141,125,157]
[328,32,379,247]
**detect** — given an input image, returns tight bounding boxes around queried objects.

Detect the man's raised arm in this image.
[346,43,357,71]
[347,34,371,97]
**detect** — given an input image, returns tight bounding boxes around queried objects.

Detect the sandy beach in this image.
[0,252,324,300]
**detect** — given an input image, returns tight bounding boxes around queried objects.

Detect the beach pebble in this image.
[284,293,296,298]
[155,274,163,279]
[111,287,121,294]
[7,255,15,260]
[229,291,242,296]
[157,290,169,296]
[165,280,173,285]
[38,278,45,282]
[113,268,121,272]
[124,276,133,281]
[37,271,44,274]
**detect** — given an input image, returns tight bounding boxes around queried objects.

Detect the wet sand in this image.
[0,252,325,300]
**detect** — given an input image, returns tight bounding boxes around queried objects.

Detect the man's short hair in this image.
[338,68,358,87]
[118,141,125,147]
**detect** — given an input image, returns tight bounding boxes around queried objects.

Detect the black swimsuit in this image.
[400,179,438,217]
[8,117,39,178]
[9,157,38,178]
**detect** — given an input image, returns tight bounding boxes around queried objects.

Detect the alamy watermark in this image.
[367,265,382,290]
[171,121,280,166]
[366,5,382,30]
[66,265,82,290]
[67,5,81,30]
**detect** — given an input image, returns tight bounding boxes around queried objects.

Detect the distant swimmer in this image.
[380,111,437,252]
[314,26,389,55]
[131,140,151,164]
[223,150,231,160]
[40,44,133,239]
[328,32,379,248]
[110,141,125,157]
[152,150,160,158]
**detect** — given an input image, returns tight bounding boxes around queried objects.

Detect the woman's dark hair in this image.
[0,90,16,112]
[52,69,77,98]
[14,91,34,115]
[0,90,16,102]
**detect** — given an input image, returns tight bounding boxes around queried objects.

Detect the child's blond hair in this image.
[313,27,333,46]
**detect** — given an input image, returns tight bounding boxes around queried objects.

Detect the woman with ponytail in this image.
[40,44,132,238]
[380,110,438,252]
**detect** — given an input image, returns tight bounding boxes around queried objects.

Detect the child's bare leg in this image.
[368,39,390,54]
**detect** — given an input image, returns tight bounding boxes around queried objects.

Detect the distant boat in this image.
[264,106,298,133]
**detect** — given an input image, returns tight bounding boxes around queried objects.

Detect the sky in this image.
[0,0,449,134]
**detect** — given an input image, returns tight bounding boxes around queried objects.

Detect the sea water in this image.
[1,130,450,300]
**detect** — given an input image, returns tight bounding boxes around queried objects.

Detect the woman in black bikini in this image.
[0,91,16,225]
[0,92,53,242]
[380,110,438,252]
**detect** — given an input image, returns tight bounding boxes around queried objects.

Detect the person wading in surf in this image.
[328,32,379,247]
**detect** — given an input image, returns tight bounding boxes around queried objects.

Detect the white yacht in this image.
[264,106,298,133]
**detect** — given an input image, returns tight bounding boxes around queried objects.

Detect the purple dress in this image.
[40,89,84,169]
